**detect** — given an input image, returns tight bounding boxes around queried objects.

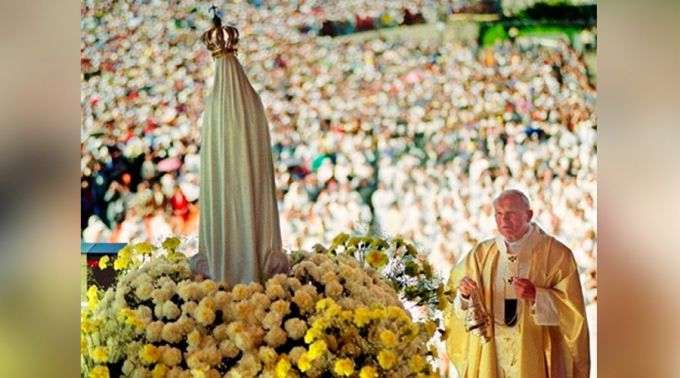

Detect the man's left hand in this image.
[512,277,536,301]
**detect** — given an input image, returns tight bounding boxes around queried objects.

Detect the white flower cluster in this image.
[82,238,436,377]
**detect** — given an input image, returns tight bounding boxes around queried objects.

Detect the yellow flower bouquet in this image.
[81,236,439,377]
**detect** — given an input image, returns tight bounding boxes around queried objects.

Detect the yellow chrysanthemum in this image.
[359,365,379,378]
[297,352,312,372]
[423,320,437,337]
[377,350,396,370]
[98,255,110,270]
[307,340,327,360]
[353,307,372,327]
[89,365,109,378]
[315,298,335,312]
[132,242,155,255]
[365,250,388,269]
[274,356,291,378]
[304,327,321,344]
[162,237,181,251]
[139,344,161,364]
[151,363,169,378]
[386,306,408,321]
[80,336,88,353]
[333,358,355,376]
[113,255,130,271]
[191,369,207,378]
[340,310,353,321]
[379,330,398,348]
[90,346,109,363]
[86,286,99,310]
[408,355,426,373]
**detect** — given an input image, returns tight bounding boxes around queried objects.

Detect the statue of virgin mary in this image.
[190,10,289,287]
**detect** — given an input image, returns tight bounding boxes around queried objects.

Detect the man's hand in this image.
[512,277,536,301]
[458,277,478,298]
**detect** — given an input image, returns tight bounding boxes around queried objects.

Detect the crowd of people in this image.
[81,0,596,305]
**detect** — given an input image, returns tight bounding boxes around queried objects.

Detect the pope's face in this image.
[494,195,533,242]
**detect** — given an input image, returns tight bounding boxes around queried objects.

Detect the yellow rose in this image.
[89,365,109,378]
[90,346,109,363]
[379,330,398,348]
[377,350,396,370]
[333,358,355,376]
[98,255,110,270]
[359,365,379,378]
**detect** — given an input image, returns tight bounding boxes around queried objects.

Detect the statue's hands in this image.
[265,250,290,277]
[459,276,478,298]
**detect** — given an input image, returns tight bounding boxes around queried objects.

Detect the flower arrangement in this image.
[81,236,441,377]
[322,233,447,315]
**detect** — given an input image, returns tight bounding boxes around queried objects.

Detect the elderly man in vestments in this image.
[445,190,590,378]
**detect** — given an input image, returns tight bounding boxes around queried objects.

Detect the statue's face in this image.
[494,195,533,242]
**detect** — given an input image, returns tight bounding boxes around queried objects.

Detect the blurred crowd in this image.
[81,0,596,305]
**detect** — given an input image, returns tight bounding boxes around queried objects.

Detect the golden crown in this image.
[201,24,239,57]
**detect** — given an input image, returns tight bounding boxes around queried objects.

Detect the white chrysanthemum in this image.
[262,311,282,332]
[134,281,153,301]
[234,301,255,322]
[162,301,181,320]
[257,346,277,366]
[177,280,203,302]
[219,339,240,358]
[202,344,221,366]
[161,321,183,343]
[131,367,150,378]
[166,366,187,378]
[270,300,290,317]
[213,291,230,309]
[187,329,202,349]
[199,280,218,296]
[151,287,173,304]
[320,270,337,285]
[264,326,287,348]
[324,280,343,298]
[265,283,286,300]
[146,321,164,342]
[288,346,307,364]
[161,346,182,366]
[237,353,262,377]
[195,304,216,326]
[177,315,196,334]
[231,284,251,301]
[213,323,229,341]
[284,277,302,292]
[292,289,315,313]
[122,359,135,375]
[284,318,307,340]
[251,293,271,309]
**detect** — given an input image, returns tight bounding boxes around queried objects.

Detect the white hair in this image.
[493,189,531,209]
